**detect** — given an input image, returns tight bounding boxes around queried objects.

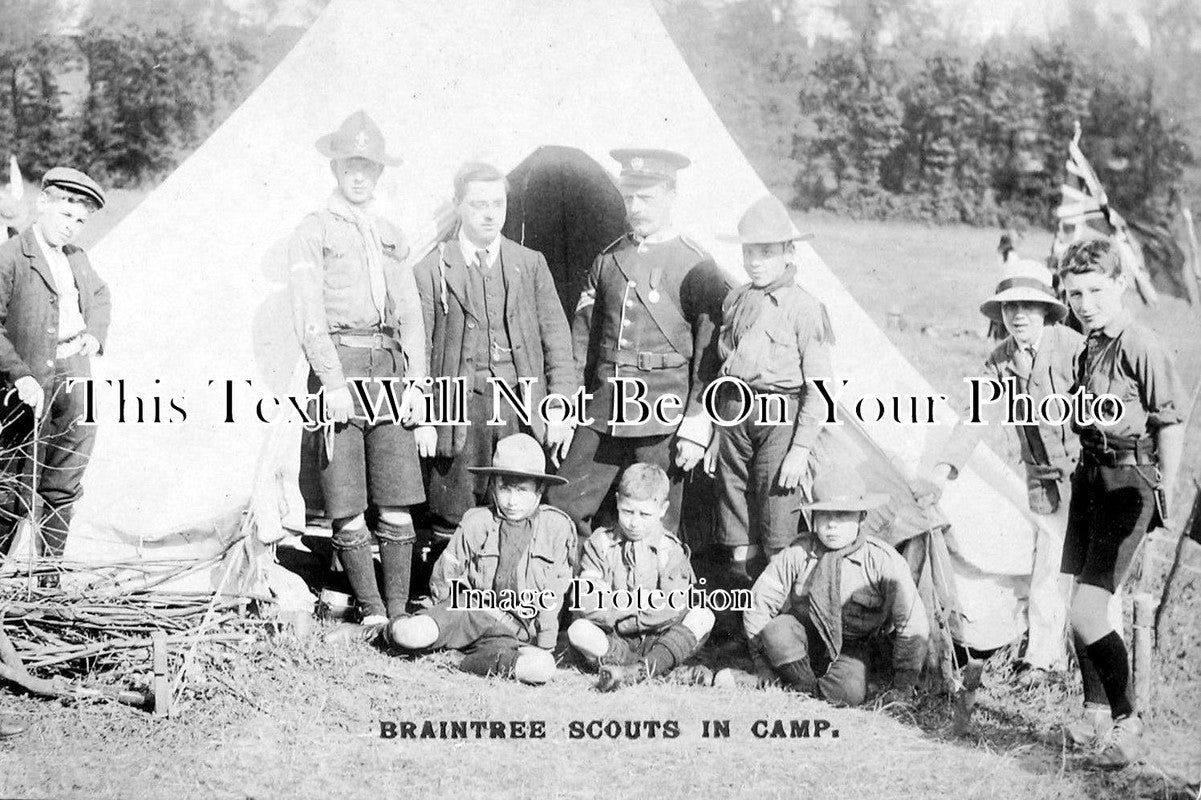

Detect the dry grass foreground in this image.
[0,209,1199,799]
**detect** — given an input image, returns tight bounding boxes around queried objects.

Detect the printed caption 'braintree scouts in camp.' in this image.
[546,148,730,544]
[288,111,428,630]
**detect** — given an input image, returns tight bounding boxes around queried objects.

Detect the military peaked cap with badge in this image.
[610,148,691,185]
[316,110,401,166]
[42,167,106,210]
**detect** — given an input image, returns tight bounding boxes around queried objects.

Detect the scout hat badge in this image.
[610,148,690,185]
[718,195,814,245]
[468,433,568,485]
[316,110,401,166]
[803,466,889,512]
[978,258,1068,324]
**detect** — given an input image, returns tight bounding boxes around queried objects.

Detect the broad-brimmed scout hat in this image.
[717,195,814,245]
[979,258,1068,325]
[803,467,889,513]
[316,110,401,167]
[467,433,568,486]
[610,148,690,185]
[42,166,106,209]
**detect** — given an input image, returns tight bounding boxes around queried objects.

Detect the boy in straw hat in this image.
[716,467,928,706]
[386,433,575,684]
[567,462,716,690]
[708,195,833,584]
[288,110,429,630]
[920,258,1084,729]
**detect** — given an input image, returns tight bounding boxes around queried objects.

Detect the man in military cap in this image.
[546,148,729,542]
[0,167,111,582]
[289,110,429,630]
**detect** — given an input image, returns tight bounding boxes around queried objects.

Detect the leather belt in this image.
[1080,447,1155,468]
[601,347,687,370]
[332,331,400,350]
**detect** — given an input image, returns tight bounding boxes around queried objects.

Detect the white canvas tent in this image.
[54,0,1044,648]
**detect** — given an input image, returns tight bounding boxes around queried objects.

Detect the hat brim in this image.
[803,492,890,512]
[466,466,568,486]
[315,134,402,167]
[980,288,1068,324]
[716,232,815,245]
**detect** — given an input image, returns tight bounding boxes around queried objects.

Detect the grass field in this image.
[2,211,1200,799]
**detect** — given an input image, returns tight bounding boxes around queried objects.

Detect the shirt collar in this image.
[619,526,666,552]
[1014,325,1044,354]
[459,227,501,267]
[32,223,61,257]
[326,191,377,223]
[633,227,679,252]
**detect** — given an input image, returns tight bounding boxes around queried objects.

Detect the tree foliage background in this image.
[659,0,1200,228]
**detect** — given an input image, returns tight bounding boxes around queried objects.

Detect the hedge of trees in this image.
[661,0,1198,227]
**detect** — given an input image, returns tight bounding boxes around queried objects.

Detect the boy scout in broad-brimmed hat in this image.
[922,257,1085,732]
[386,434,575,685]
[289,110,429,630]
[709,196,833,583]
[545,148,730,543]
[716,467,928,707]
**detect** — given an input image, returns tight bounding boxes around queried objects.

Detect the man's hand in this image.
[325,385,354,424]
[544,422,575,467]
[674,438,705,472]
[703,434,720,477]
[913,463,953,509]
[615,616,640,636]
[414,425,437,458]
[397,384,424,427]
[13,376,44,419]
[78,334,101,357]
[777,446,809,490]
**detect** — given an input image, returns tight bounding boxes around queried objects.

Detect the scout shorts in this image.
[1062,459,1157,593]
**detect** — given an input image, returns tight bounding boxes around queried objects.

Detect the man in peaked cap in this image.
[0,166,111,584]
[545,147,730,544]
[289,110,429,630]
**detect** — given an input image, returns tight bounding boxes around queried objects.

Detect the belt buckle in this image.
[637,352,653,370]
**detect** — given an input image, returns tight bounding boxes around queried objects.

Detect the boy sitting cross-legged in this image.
[567,463,716,691]
[386,434,575,685]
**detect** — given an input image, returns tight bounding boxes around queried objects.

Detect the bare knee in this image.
[514,647,556,685]
[389,614,438,650]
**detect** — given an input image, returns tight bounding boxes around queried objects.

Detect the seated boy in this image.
[386,434,575,685]
[567,463,715,691]
[717,467,929,706]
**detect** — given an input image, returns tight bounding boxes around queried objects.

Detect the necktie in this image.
[621,541,638,591]
[1012,345,1034,388]
[475,248,489,270]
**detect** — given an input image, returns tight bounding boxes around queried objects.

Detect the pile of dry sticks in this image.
[0,542,272,717]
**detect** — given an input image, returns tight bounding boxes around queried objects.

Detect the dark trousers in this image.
[758,612,870,706]
[0,355,95,559]
[588,621,701,670]
[421,603,531,678]
[545,426,682,541]
[424,376,525,530]
[715,395,805,550]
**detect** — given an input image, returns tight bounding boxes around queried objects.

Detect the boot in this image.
[595,661,650,692]
[777,658,818,695]
[1092,714,1145,768]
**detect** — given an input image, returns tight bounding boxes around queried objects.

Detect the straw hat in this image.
[979,258,1067,324]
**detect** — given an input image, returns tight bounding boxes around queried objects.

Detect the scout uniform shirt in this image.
[573,231,728,443]
[1071,309,1184,447]
[718,263,833,451]
[288,193,427,391]
[575,525,694,633]
[744,536,929,674]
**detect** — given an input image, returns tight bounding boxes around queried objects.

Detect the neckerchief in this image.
[805,526,867,662]
[732,264,796,341]
[327,192,387,323]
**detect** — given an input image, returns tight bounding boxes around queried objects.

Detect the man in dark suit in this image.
[545,148,729,542]
[413,162,577,534]
[0,167,111,584]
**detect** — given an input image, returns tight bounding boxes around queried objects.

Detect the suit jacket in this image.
[0,227,111,391]
[941,323,1084,513]
[414,234,577,457]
